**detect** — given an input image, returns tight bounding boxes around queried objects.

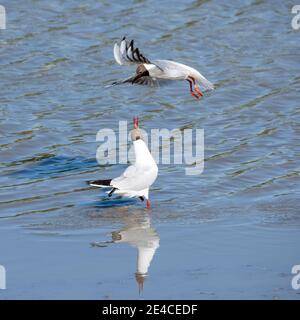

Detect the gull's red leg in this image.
[146,199,151,209]
[192,78,204,97]
[194,87,203,97]
[188,79,199,99]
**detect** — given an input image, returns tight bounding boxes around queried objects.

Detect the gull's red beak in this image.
[133,117,139,129]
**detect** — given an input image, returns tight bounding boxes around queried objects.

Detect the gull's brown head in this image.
[130,64,150,84]
[136,64,149,76]
[131,117,142,141]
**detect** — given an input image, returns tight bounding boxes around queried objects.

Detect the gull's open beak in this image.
[133,117,139,129]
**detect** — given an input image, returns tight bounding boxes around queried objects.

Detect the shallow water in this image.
[0,0,299,299]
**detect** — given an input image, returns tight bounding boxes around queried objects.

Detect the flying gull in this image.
[110,37,214,99]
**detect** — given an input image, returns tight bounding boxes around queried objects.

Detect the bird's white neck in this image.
[133,139,153,163]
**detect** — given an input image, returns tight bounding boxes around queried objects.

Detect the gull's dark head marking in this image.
[136,64,149,77]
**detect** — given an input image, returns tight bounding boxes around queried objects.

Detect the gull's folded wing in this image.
[111,165,137,187]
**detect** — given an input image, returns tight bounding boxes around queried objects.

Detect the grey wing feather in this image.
[107,75,160,87]
[111,165,137,189]
[133,76,160,87]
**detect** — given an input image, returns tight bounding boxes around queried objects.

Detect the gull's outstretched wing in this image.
[107,75,160,87]
[131,76,160,87]
[114,37,152,66]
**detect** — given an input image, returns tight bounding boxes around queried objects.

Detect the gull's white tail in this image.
[196,73,214,91]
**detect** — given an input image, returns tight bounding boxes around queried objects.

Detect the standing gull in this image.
[111,37,214,99]
[87,117,158,209]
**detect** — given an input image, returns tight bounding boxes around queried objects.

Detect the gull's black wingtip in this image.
[87,179,112,187]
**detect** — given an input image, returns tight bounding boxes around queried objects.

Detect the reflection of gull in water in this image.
[111,214,160,294]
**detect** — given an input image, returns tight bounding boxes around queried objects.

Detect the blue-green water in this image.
[0,0,299,299]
